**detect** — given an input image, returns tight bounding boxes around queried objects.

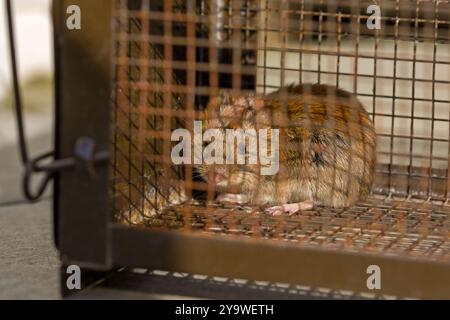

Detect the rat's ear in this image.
[235,94,265,113]
[245,92,264,110]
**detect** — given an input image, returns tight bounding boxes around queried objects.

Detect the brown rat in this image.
[196,83,377,214]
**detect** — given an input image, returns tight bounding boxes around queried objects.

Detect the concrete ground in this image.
[0,199,58,299]
[0,129,60,299]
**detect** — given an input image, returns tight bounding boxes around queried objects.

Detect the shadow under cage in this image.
[54,0,450,298]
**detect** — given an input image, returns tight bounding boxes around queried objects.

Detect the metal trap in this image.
[51,0,450,298]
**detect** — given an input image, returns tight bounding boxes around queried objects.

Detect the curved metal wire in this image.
[5,0,110,202]
[5,0,54,201]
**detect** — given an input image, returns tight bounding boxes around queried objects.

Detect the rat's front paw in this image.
[217,193,249,204]
[266,201,314,216]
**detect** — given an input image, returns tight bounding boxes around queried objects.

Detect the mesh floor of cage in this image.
[110,0,450,263]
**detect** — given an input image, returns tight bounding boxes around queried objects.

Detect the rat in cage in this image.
[196,83,377,215]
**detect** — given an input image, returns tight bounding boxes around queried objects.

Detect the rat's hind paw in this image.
[266,201,314,216]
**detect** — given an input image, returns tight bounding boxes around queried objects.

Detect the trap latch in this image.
[22,139,110,202]
[5,0,110,202]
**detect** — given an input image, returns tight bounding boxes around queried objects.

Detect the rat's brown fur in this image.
[197,84,377,208]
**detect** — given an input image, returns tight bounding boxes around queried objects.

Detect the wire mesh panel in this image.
[112,0,259,223]
[110,0,450,281]
[257,0,450,200]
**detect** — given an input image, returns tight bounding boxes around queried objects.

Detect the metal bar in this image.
[57,0,113,269]
[111,224,450,299]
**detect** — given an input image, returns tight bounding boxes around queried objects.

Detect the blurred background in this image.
[0,0,58,300]
[0,0,53,202]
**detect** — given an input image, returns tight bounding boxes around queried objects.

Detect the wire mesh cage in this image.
[83,0,450,298]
